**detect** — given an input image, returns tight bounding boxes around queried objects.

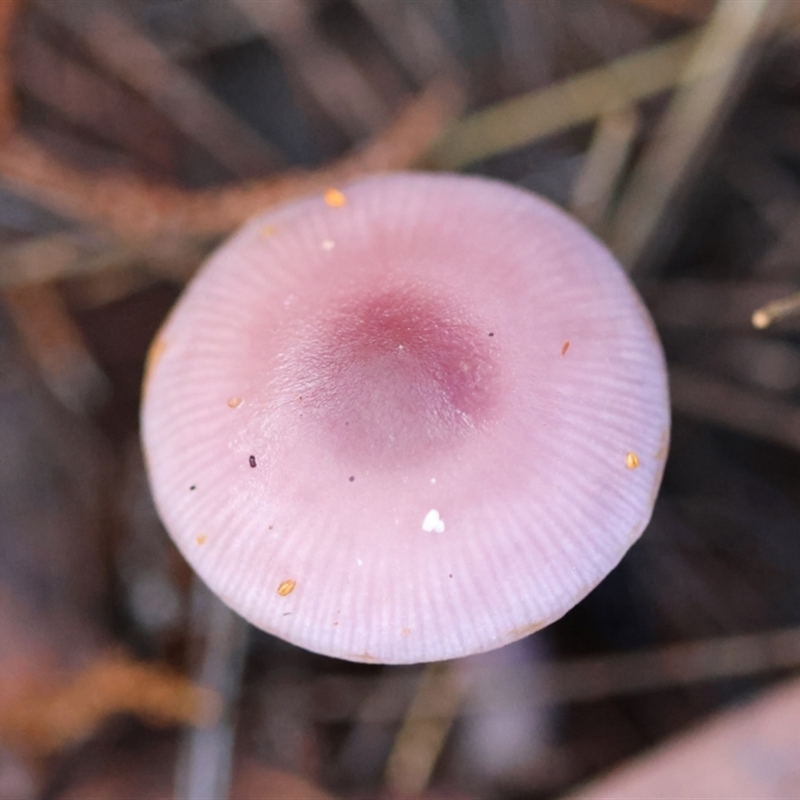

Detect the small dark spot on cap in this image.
[488,332,494,337]
[449,573,453,578]
[282,612,292,616]
[349,475,355,482]
[268,525,273,530]
[249,455,257,468]
[190,485,196,491]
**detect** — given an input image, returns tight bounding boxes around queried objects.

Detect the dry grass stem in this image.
[384,661,465,797]
[15,31,178,173]
[752,291,800,329]
[351,0,464,86]
[570,107,640,232]
[301,626,800,725]
[35,0,283,177]
[231,0,391,139]
[2,282,109,413]
[644,280,800,331]
[608,0,775,270]
[670,366,800,451]
[0,233,135,287]
[428,30,701,170]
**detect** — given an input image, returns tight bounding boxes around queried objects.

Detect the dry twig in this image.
[0,81,460,243]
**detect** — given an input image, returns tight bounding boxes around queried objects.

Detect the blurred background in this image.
[4,0,800,798]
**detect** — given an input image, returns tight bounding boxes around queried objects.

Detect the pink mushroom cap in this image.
[141,172,670,664]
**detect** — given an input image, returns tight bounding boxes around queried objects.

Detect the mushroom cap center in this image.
[297,287,500,467]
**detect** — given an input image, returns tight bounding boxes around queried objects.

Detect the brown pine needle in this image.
[0,655,220,755]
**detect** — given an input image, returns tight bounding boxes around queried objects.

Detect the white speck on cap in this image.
[422,509,445,533]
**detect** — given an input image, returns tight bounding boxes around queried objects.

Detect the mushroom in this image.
[141,172,670,664]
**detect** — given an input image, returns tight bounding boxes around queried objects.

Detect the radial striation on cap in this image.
[141,173,670,664]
